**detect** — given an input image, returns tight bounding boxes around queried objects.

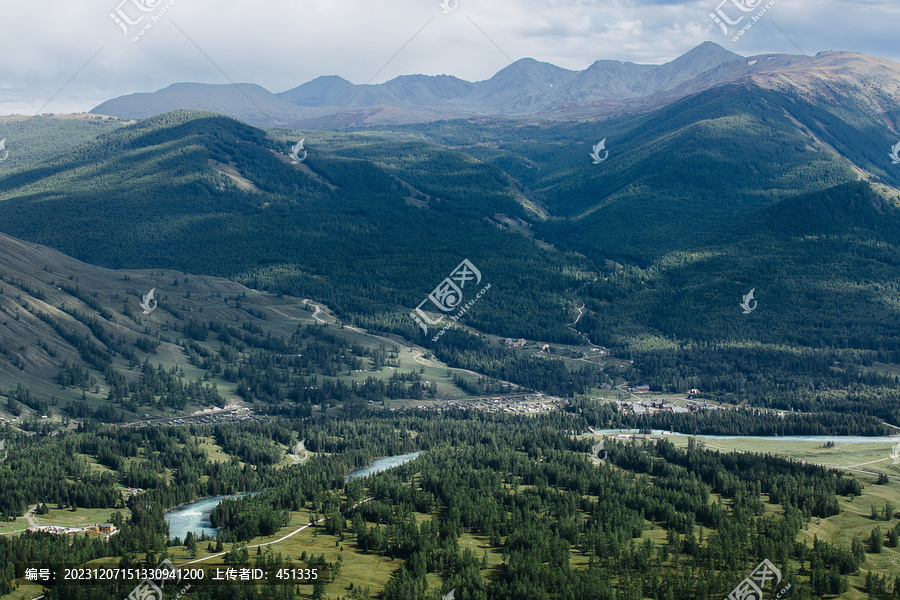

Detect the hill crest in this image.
[89,43,900,128]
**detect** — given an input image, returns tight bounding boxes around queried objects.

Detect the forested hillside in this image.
[1,411,897,600]
[0,111,580,344]
[0,114,129,171]
[1,86,900,426]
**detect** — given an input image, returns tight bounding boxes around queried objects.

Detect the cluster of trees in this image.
[626,407,889,437]
[0,114,125,172]
[561,396,890,437]
[338,420,870,600]
[3,384,50,419]
[104,359,223,414]
[0,111,580,351]
[2,106,900,428]
[0,436,121,517]
[140,411,882,600]
[1,409,898,598]
[428,328,604,397]
[210,494,290,541]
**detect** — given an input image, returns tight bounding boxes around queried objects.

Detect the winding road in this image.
[24,505,38,527]
[566,302,598,347]
[250,288,524,393]
[697,443,900,481]
[178,497,374,567]
[819,457,900,480]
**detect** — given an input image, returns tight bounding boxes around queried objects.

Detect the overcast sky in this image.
[1,0,898,115]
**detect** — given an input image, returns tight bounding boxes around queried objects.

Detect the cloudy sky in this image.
[1,0,898,115]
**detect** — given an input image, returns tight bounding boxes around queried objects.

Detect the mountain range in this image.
[5,32,900,600]
[1,41,900,422]
[91,42,900,128]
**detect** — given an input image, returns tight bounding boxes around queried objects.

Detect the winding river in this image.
[345,452,421,483]
[165,493,253,542]
[165,452,423,541]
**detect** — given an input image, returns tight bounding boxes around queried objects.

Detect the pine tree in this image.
[870,527,883,553]
[851,535,866,562]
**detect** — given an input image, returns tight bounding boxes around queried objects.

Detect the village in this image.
[123,407,273,429]
[412,393,565,415]
[613,383,725,415]
[614,392,788,419]
[26,522,118,538]
[616,396,700,416]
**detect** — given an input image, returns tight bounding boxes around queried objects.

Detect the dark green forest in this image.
[1,411,897,599]
[1,93,900,424]
[3,31,900,600]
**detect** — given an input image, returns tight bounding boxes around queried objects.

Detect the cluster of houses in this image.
[415,395,563,415]
[1,415,44,437]
[123,487,144,499]
[28,523,117,537]
[503,338,528,349]
[617,398,775,418]
[125,407,268,429]
[617,398,696,415]
[626,386,705,396]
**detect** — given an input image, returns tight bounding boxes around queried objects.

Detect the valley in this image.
[0,230,543,428]
[2,34,900,600]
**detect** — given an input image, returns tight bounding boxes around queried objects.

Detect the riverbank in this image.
[165,492,263,541]
[345,452,422,483]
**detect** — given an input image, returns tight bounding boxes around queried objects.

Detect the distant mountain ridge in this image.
[7,76,900,417]
[90,42,900,128]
